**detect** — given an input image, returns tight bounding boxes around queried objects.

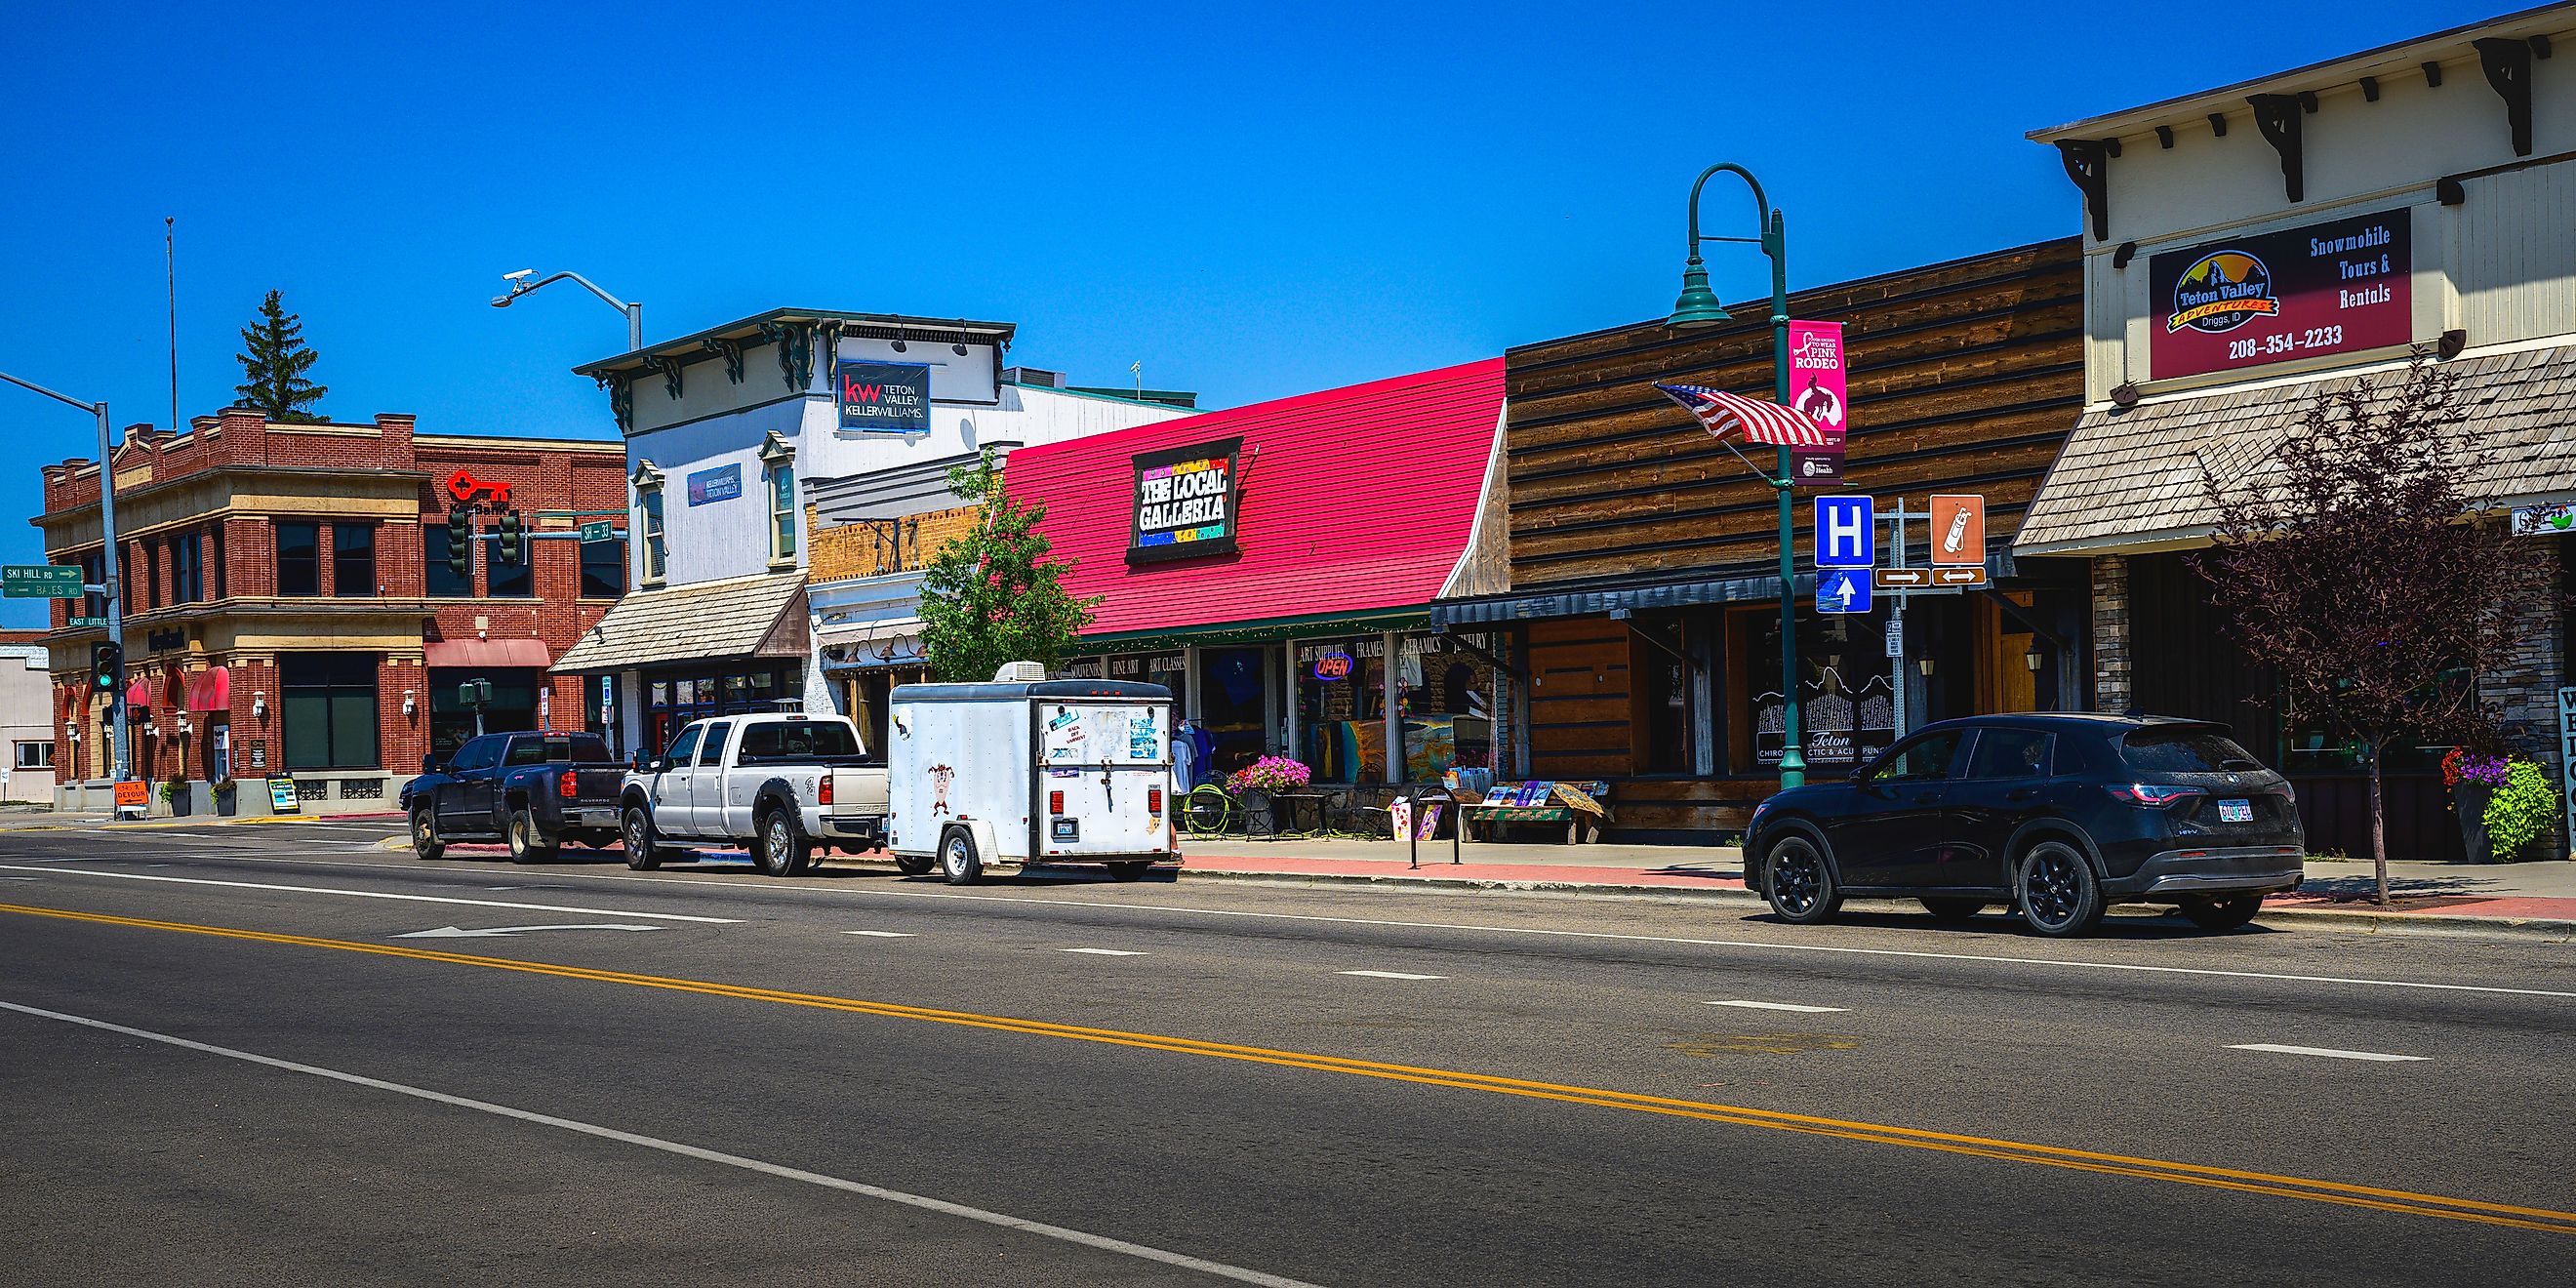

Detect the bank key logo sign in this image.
[1813,496,1874,569]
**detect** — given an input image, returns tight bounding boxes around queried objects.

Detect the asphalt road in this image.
[2,822,2570,1286]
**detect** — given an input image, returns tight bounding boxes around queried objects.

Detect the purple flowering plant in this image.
[1228,756,1312,795]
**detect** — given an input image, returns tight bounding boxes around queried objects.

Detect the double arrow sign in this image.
[1873,567,1989,589]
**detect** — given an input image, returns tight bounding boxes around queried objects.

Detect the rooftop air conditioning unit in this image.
[993,661,1048,682]
[1001,366,1065,388]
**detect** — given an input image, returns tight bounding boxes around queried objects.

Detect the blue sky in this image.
[0,0,2489,624]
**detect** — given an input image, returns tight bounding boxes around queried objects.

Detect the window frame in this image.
[580,537,625,599]
[279,652,380,771]
[423,524,472,598]
[331,522,376,598]
[15,741,54,769]
[1865,730,1966,785]
[275,521,321,597]
[1962,728,2057,781]
[759,432,797,566]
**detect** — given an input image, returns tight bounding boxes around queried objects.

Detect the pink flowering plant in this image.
[1228,756,1312,795]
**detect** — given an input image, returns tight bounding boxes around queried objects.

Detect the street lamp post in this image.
[491,269,643,352]
[1667,163,1807,788]
[0,371,131,797]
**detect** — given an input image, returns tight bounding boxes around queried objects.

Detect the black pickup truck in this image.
[402,731,626,863]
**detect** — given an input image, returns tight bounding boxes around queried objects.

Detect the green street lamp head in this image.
[1668,257,1731,329]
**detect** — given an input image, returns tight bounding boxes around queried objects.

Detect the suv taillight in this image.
[2108,783,2201,807]
[1050,790,1066,815]
[559,772,579,799]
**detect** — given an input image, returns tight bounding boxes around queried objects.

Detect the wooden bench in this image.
[1457,780,1611,844]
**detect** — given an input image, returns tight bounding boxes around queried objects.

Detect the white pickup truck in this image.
[619,712,890,876]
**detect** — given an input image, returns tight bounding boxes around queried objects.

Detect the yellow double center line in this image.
[10,900,2572,1237]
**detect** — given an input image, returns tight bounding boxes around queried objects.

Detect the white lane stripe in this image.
[2227,1043,2429,1063]
[95,851,2576,1002]
[0,865,740,925]
[1340,970,1445,981]
[0,1000,1319,1288]
[1704,999,1847,1014]
[843,931,915,939]
[1060,947,1147,956]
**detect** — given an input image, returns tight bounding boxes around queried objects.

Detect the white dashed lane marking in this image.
[844,931,916,939]
[1704,999,1848,1014]
[1060,947,1147,956]
[1341,970,1445,981]
[2228,1043,2429,1063]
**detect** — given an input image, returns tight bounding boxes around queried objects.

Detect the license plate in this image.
[2218,799,2253,824]
[1052,819,1080,841]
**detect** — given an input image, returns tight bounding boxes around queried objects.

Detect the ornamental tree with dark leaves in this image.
[2190,353,2553,904]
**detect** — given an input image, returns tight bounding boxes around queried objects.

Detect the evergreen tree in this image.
[917,450,1099,682]
[233,289,328,422]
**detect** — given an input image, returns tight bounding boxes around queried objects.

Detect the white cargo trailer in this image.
[887,666,1176,884]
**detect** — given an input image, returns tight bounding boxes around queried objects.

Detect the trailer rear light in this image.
[1049,790,1065,815]
[1147,786,1162,817]
[819,775,834,805]
[559,772,579,799]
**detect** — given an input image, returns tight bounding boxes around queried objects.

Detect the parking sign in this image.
[1814,496,1874,569]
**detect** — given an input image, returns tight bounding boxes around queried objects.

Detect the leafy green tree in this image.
[917,450,1099,682]
[233,289,328,422]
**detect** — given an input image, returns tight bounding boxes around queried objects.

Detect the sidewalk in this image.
[1172,835,2576,933]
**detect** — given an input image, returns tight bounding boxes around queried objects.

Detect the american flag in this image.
[1653,382,1830,448]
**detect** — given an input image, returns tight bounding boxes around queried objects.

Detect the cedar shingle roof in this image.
[2015,346,2576,554]
[551,572,808,673]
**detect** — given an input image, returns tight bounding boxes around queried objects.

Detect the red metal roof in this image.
[1005,358,1504,641]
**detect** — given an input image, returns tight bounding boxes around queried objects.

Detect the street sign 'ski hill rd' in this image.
[2,565,83,597]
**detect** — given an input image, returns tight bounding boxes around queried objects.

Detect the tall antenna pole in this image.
[166,218,180,433]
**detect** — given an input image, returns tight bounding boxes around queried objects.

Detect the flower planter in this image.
[2453,781,2492,864]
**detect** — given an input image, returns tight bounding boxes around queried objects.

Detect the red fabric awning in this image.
[185,665,230,713]
[424,638,553,669]
[126,678,151,708]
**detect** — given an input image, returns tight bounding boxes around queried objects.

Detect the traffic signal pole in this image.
[1,372,131,805]
[93,399,132,795]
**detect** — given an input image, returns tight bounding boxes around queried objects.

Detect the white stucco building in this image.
[552,310,1190,755]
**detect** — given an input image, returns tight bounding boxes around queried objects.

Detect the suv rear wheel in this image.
[1764,835,1842,925]
[2017,840,2105,937]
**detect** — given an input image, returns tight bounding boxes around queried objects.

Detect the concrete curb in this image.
[0,813,338,833]
[371,836,2572,941]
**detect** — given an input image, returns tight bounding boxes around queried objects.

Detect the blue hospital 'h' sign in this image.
[1815,495,1874,569]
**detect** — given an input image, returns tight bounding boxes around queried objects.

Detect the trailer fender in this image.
[952,817,1002,866]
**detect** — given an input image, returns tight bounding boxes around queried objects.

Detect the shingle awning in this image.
[552,572,809,673]
[2015,346,2576,556]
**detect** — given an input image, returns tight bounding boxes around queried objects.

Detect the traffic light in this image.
[90,641,121,693]
[497,510,524,565]
[446,507,473,580]
[458,678,492,708]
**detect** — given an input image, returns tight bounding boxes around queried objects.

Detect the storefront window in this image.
[642,663,805,756]
[1633,620,1694,775]
[428,668,543,757]
[282,653,379,770]
[1734,606,1896,774]
[1295,639,1381,783]
[1196,647,1269,779]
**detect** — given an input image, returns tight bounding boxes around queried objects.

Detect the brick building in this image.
[35,406,626,812]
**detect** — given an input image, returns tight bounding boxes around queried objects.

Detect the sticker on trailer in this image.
[1128,719,1163,761]
[928,764,955,816]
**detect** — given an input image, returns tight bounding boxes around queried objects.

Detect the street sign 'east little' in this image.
[1,565,83,598]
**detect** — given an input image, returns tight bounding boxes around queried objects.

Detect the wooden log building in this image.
[1433,238,2088,841]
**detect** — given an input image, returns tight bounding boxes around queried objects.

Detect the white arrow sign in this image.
[395,924,665,939]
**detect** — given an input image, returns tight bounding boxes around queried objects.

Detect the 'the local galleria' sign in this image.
[1128,437,1243,564]
[2148,208,2412,381]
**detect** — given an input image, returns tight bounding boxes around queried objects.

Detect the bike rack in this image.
[1403,785,1461,870]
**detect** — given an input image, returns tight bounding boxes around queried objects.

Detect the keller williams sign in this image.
[1128,437,1243,564]
[2148,208,2412,381]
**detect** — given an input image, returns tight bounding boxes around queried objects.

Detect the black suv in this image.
[1743,714,2305,936]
